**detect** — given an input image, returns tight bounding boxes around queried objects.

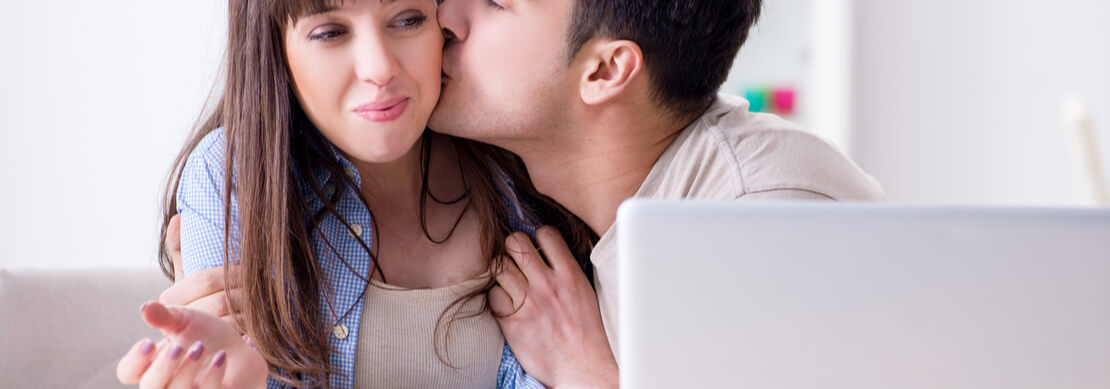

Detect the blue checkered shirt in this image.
[177,128,545,389]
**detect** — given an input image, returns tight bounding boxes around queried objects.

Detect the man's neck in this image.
[515,109,693,236]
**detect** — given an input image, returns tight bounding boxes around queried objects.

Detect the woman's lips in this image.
[353,97,409,122]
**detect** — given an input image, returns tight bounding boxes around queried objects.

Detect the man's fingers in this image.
[185,290,237,318]
[534,226,578,273]
[505,232,552,284]
[488,285,517,317]
[160,267,237,306]
[116,338,158,385]
[166,214,183,281]
[197,350,228,389]
[491,259,529,316]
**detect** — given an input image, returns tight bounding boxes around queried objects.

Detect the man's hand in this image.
[116,301,268,389]
[490,227,619,389]
[159,214,243,333]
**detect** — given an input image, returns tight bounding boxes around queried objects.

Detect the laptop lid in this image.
[617,200,1110,389]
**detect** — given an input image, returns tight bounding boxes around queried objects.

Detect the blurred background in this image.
[1,0,1108,269]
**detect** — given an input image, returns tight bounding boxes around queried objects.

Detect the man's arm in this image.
[491,226,619,389]
[159,214,244,333]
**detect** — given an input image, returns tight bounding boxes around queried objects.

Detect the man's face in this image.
[430,0,575,146]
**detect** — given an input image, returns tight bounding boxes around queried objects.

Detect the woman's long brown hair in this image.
[156,0,595,387]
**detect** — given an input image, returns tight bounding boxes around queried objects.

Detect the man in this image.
[149,0,882,387]
[428,0,882,387]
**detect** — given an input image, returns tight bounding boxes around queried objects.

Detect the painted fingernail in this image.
[168,344,184,360]
[188,341,204,361]
[138,339,155,356]
[212,350,227,368]
[139,302,150,313]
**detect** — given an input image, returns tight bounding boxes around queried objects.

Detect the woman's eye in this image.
[309,27,346,41]
[392,14,427,29]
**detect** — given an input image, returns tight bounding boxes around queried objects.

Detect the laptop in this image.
[617,200,1110,389]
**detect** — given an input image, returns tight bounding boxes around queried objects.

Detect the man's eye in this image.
[485,0,504,10]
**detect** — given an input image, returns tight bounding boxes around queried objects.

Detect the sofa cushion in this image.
[0,266,170,388]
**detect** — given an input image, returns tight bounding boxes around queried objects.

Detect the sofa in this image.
[0,266,171,388]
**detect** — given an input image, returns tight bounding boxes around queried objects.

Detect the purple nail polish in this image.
[168,344,184,360]
[213,350,227,368]
[139,339,155,356]
[188,341,204,361]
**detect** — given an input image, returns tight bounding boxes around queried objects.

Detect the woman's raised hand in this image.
[116,301,268,389]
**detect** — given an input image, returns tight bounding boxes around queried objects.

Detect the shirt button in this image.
[324,183,336,197]
[349,224,363,238]
[333,324,349,339]
[344,167,355,180]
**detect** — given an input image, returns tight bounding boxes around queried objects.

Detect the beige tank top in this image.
[353,275,504,389]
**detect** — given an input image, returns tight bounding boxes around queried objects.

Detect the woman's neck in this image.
[352,133,482,289]
[348,136,428,211]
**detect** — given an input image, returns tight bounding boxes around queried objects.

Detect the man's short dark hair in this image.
[567,0,762,118]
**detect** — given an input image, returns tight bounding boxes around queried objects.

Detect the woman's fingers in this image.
[141,301,188,334]
[197,350,229,389]
[220,313,243,334]
[166,341,206,389]
[138,342,186,389]
[116,338,158,385]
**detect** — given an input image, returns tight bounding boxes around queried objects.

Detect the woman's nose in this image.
[354,35,400,87]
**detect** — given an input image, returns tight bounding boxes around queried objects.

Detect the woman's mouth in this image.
[353,97,409,122]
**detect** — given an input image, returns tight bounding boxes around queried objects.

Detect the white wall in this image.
[0,1,227,268]
[850,0,1110,206]
[5,0,1107,268]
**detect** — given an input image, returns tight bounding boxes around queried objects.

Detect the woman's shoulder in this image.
[178,128,229,203]
[187,127,227,168]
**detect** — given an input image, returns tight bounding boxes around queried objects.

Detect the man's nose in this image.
[437,0,469,43]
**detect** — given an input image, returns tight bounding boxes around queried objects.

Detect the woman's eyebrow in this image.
[306,6,339,17]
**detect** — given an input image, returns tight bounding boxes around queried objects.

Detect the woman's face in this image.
[285,0,442,164]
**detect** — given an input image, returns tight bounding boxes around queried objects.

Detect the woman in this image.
[116,0,591,387]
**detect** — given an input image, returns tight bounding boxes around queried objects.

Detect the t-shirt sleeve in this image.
[733,126,886,202]
[738,188,838,201]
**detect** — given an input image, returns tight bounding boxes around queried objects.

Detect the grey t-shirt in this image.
[592,94,886,359]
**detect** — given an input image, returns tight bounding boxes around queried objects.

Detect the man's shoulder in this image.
[656,96,884,201]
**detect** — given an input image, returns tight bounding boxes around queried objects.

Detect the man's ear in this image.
[577,39,644,106]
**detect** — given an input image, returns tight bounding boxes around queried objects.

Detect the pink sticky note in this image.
[772,87,796,115]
